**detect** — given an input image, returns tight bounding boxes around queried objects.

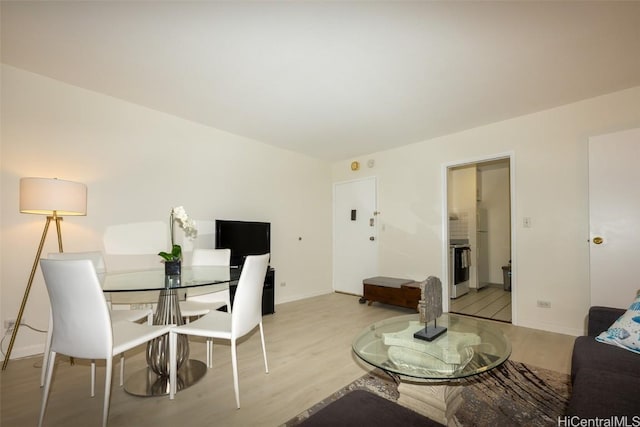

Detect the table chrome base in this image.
[124,359,207,397]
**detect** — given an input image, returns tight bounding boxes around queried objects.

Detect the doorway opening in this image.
[445,156,513,323]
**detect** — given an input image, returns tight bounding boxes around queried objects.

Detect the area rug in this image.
[283,360,571,427]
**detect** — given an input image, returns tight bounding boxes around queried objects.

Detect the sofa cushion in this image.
[587,306,626,337]
[566,368,640,418]
[571,336,640,381]
[596,295,640,354]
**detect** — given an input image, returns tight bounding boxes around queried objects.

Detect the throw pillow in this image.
[596,294,640,354]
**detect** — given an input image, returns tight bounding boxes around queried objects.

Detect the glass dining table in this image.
[102,265,241,397]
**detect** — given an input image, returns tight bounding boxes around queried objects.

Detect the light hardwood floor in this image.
[0,293,575,427]
[450,285,512,322]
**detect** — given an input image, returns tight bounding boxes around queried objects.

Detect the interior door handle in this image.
[592,236,604,245]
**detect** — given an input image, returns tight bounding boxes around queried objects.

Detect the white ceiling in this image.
[2,1,640,161]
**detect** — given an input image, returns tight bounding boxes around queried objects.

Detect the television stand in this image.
[229,267,275,315]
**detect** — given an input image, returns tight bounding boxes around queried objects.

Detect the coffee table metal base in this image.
[397,381,463,426]
[124,359,207,397]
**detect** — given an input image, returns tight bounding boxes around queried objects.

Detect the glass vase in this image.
[164,260,181,276]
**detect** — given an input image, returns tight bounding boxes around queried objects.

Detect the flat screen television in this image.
[215,219,271,267]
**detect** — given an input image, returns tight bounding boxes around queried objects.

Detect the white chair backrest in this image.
[191,248,231,267]
[40,259,113,359]
[48,251,106,274]
[231,254,270,338]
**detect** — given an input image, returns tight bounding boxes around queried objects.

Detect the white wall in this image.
[332,86,640,336]
[1,65,333,359]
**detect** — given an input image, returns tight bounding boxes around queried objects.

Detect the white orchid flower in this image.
[172,206,188,222]
[159,206,198,262]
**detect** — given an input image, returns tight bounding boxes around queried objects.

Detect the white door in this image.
[333,177,378,295]
[589,127,640,308]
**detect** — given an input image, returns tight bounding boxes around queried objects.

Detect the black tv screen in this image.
[215,220,271,267]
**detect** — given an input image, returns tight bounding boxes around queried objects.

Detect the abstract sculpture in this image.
[414,276,447,341]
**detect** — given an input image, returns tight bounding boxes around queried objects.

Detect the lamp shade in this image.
[19,177,87,216]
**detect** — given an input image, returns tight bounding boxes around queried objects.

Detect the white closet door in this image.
[589,127,640,308]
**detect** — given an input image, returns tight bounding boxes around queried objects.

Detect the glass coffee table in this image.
[353,313,511,425]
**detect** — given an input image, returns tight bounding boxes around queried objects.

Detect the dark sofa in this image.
[567,306,640,417]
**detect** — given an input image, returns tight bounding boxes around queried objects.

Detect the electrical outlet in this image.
[537,300,551,308]
[4,319,17,330]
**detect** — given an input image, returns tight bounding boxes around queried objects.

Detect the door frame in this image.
[332,176,378,294]
[441,152,517,325]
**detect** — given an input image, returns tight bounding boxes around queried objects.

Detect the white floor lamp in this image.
[2,177,87,370]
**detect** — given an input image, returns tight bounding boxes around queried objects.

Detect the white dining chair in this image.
[182,248,232,314]
[43,251,153,397]
[180,248,232,366]
[38,259,174,427]
[169,253,270,408]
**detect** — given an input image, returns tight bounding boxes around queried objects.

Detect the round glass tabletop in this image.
[101,265,240,292]
[352,313,511,381]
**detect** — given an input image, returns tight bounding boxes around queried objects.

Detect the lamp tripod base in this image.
[2,215,63,370]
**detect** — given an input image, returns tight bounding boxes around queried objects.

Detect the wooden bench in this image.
[361,276,420,311]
